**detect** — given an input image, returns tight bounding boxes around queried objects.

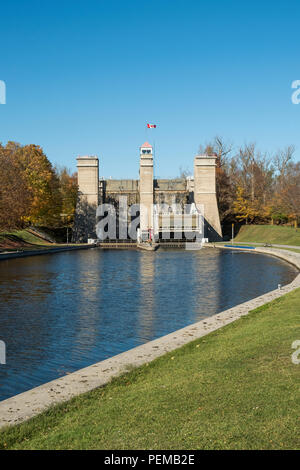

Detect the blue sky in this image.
[1,0,300,178]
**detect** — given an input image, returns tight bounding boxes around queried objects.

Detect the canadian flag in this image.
[147,123,156,128]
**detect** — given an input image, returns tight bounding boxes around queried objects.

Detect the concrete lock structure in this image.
[73,142,222,243]
[139,142,154,239]
[194,155,222,239]
[76,156,99,207]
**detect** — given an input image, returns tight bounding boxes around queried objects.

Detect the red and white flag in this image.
[147,123,156,128]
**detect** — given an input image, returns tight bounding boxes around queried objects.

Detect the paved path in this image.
[224,241,300,250]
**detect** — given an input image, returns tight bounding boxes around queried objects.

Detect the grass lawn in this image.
[0,288,299,450]
[11,230,50,245]
[234,225,300,246]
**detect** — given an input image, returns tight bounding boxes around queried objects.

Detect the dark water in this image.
[0,248,297,401]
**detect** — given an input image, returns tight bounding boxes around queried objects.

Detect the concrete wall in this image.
[77,156,99,206]
[73,149,222,242]
[105,179,139,192]
[103,179,139,207]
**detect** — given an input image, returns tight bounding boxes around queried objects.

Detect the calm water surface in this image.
[0,248,297,401]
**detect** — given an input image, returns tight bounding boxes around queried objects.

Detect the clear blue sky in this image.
[1,0,300,178]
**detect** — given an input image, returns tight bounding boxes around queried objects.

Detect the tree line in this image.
[199,137,300,227]
[1,138,299,234]
[0,142,78,231]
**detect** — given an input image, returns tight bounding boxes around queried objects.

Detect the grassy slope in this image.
[0,229,51,249]
[0,288,299,450]
[0,230,77,250]
[234,225,300,246]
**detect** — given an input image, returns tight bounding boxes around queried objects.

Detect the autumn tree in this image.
[233,186,256,224]
[56,167,78,226]
[197,138,298,227]
[0,143,31,230]
[14,145,62,226]
[274,157,300,223]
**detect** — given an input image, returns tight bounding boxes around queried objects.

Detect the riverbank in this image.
[219,245,300,270]
[0,247,299,449]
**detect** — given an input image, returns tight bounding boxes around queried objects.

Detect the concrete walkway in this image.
[223,241,300,250]
[0,246,299,429]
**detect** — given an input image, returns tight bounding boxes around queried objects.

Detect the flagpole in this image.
[153,138,156,178]
[145,123,156,177]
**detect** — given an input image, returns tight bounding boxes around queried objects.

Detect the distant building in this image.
[73,142,222,242]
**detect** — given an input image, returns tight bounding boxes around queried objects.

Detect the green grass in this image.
[0,230,79,250]
[1,288,299,450]
[234,225,300,246]
[14,230,49,245]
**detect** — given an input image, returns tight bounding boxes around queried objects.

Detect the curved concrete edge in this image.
[0,244,96,261]
[0,247,299,430]
[219,244,300,269]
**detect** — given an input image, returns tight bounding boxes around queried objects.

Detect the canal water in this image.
[0,248,298,401]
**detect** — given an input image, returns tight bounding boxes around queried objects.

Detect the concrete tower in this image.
[76,156,99,206]
[139,142,154,239]
[73,156,99,242]
[194,155,222,240]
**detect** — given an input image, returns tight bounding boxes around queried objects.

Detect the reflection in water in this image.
[74,253,101,352]
[0,248,297,401]
[138,253,156,340]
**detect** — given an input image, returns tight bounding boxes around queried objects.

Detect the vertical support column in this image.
[73,156,99,242]
[77,156,99,206]
[194,155,222,241]
[139,143,153,240]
